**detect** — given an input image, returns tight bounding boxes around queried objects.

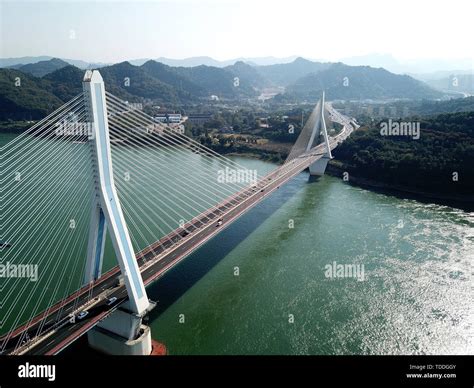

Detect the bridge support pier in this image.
[88,324,152,356]
[87,302,155,355]
[309,155,331,176]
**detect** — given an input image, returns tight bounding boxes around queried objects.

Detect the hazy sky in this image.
[1,0,473,63]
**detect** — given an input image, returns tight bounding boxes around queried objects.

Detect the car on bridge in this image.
[76,311,89,320]
[106,297,118,306]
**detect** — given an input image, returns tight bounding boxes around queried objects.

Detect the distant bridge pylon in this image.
[286,91,334,176]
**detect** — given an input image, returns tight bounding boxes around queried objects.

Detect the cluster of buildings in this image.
[154,113,182,124]
[153,113,213,125]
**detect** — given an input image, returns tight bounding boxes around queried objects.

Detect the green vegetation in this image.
[99,61,182,103]
[141,60,207,98]
[333,111,474,196]
[256,57,331,86]
[42,65,84,101]
[196,134,285,163]
[333,97,474,125]
[404,97,474,116]
[283,63,442,101]
[175,63,257,98]
[0,69,63,121]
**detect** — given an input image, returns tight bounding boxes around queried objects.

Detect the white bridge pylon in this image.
[309,91,333,176]
[284,91,334,176]
[83,70,149,316]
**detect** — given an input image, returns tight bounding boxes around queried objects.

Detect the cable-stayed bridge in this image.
[0,70,358,355]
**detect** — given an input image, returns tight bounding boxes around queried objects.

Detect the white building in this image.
[154,113,182,124]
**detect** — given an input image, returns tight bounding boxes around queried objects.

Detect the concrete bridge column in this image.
[87,305,155,355]
[309,155,331,176]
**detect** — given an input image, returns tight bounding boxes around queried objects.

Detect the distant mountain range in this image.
[0,56,110,70]
[283,62,442,101]
[256,57,332,86]
[8,58,70,77]
[0,56,452,121]
[2,53,472,74]
[0,55,301,70]
[339,53,473,75]
[153,56,300,67]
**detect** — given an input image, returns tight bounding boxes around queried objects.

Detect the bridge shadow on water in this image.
[145,170,321,321]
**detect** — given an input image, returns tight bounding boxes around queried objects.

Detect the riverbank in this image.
[220,146,474,207]
[223,144,474,207]
[326,161,474,208]
[220,148,285,163]
[0,121,35,133]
